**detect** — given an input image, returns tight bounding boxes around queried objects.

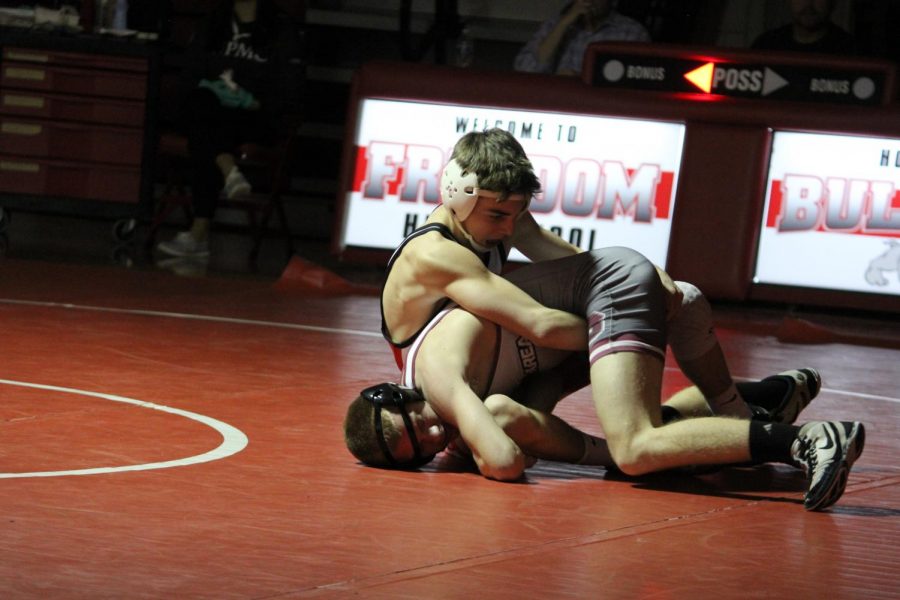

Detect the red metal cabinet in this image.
[0,44,149,205]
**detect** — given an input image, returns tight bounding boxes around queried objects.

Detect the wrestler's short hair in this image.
[345,383,437,469]
[450,128,541,202]
[343,394,401,467]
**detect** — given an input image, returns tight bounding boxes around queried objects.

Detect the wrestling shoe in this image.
[792,420,865,511]
[758,368,821,424]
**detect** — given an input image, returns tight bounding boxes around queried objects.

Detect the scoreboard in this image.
[335,46,900,312]
[583,43,895,106]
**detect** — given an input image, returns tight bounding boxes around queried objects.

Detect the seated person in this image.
[157,0,301,258]
[345,248,860,511]
[514,0,651,76]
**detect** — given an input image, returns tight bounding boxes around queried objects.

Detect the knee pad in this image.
[667,282,717,362]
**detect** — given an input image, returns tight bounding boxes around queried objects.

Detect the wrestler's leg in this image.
[662,385,714,418]
[590,352,752,475]
[569,247,749,472]
[667,282,752,417]
[668,281,817,422]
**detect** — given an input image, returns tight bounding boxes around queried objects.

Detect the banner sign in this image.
[338,99,686,266]
[754,131,900,296]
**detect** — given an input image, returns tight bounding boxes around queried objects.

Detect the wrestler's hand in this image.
[445,438,472,460]
[655,265,683,321]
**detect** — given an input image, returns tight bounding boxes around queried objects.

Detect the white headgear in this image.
[440,159,482,221]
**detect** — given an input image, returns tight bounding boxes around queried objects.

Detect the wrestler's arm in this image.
[418,241,588,351]
[486,354,600,467]
[513,212,683,317]
[425,380,527,481]
[511,212,581,261]
[485,394,615,467]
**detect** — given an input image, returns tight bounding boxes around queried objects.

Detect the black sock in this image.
[736,378,789,411]
[661,405,682,424]
[748,421,800,464]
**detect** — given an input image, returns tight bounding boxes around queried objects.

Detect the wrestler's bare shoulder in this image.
[400,232,480,281]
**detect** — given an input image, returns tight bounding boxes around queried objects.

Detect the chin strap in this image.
[458,224,491,253]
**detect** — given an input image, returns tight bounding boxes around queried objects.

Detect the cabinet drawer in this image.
[0,155,141,203]
[1,90,145,127]
[0,118,143,165]
[3,47,148,74]
[1,62,147,100]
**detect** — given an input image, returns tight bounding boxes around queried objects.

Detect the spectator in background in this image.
[751,0,857,55]
[514,0,650,76]
[157,0,300,259]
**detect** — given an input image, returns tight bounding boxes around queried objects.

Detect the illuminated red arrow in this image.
[684,62,715,93]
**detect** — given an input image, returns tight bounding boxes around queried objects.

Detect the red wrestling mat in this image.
[777,315,900,350]
[1,258,898,599]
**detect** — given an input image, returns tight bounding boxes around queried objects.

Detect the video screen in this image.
[754,131,900,296]
[337,98,686,266]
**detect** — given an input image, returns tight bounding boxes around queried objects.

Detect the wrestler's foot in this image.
[755,368,821,424]
[793,420,865,511]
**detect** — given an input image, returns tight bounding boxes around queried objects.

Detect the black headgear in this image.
[361,382,436,469]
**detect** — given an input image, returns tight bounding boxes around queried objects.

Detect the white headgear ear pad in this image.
[441,159,480,221]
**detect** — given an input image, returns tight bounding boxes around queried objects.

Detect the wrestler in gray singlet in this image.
[503,246,667,364]
[400,247,667,395]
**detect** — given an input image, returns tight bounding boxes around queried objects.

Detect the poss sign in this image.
[588,47,892,106]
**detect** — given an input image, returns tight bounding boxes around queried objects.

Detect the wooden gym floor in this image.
[0,215,898,599]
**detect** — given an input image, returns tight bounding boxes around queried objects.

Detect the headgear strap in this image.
[441,159,493,222]
[360,382,435,469]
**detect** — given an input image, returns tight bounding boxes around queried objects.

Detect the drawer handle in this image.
[0,160,40,173]
[4,50,50,63]
[2,94,45,109]
[3,67,47,82]
[1,122,42,136]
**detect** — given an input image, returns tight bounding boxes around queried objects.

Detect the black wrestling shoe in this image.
[792,420,865,511]
[755,368,821,424]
